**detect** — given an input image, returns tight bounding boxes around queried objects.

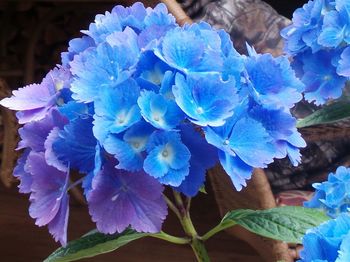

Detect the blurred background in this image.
[0,1,307,261]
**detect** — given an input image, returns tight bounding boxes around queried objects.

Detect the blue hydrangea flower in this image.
[204,115,276,190]
[338,232,350,261]
[248,103,306,166]
[52,116,98,174]
[337,46,350,77]
[82,2,146,44]
[154,22,224,73]
[138,4,176,48]
[135,52,172,90]
[298,50,347,105]
[305,166,350,218]
[144,3,176,28]
[87,161,167,234]
[244,46,304,110]
[110,2,147,32]
[138,90,184,130]
[282,0,350,105]
[58,100,90,121]
[93,79,141,143]
[103,121,154,171]
[173,73,238,127]
[70,41,134,103]
[174,124,217,196]
[217,151,254,191]
[144,131,191,186]
[219,29,244,82]
[83,11,123,44]
[61,36,95,67]
[298,213,350,262]
[281,0,326,54]
[0,2,308,245]
[318,0,350,48]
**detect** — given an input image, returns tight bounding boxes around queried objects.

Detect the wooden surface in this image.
[0,183,263,262]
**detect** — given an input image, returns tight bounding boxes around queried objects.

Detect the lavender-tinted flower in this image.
[0,67,70,123]
[87,161,167,234]
[27,152,70,246]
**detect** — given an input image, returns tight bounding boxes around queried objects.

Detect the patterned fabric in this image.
[181,0,289,55]
[180,0,350,193]
[275,190,314,207]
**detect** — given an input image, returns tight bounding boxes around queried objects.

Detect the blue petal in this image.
[70,43,131,103]
[144,131,190,185]
[337,47,350,77]
[318,11,343,48]
[166,140,191,170]
[123,121,155,150]
[156,27,205,72]
[106,27,140,69]
[103,134,143,171]
[61,36,94,66]
[58,101,89,121]
[337,232,350,262]
[138,90,184,130]
[218,151,253,191]
[93,79,141,142]
[175,124,218,196]
[143,145,169,178]
[158,166,189,187]
[173,73,237,126]
[229,117,275,167]
[53,116,97,173]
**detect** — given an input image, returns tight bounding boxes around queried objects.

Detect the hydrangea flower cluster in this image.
[0,2,305,245]
[298,213,350,262]
[281,0,350,105]
[305,166,350,218]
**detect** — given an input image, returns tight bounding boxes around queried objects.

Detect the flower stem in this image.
[151,231,190,245]
[190,238,210,262]
[163,193,182,220]
[172,190,211,262]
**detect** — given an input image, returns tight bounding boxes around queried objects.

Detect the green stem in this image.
[201,222,236,241]
[151,231,190,245]
[172,190,211,262]
[163,194,182,220]
[186,197,192,212]
[190,238,210,262]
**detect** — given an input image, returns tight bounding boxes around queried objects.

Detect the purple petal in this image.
[13,149,32,194]
[17,109,67,152]
[48,193,70,246]
[88,162,167,234]
[0,83,55,111]
[27,152,69,229]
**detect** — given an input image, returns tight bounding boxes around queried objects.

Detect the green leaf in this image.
[297,101,350,128]
[220,206,329,244]
[45,228,148,262]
